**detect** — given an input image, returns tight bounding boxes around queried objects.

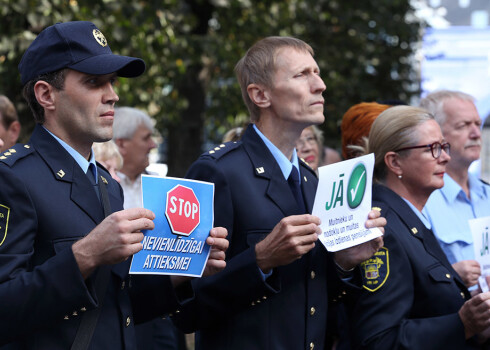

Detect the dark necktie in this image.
[288,166,306,213]
[73,164,112,349]
[86,163,100,199]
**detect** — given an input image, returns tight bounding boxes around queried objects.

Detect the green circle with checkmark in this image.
[347,163,367,209]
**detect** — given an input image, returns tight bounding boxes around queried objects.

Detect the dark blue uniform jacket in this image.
[0,125,184,349]
[175,125,343,350]
[348,184,477,350]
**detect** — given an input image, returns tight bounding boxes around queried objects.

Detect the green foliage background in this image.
[0,0,424,176]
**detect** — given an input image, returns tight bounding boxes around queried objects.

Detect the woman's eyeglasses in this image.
[395,141,450,159]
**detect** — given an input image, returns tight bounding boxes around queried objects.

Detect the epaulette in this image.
[0,144,35,166]
[299,157,316,176]
[299,157,310,167]
[203,141,241,160]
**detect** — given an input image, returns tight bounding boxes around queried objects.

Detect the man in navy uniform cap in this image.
[0,21,228,349]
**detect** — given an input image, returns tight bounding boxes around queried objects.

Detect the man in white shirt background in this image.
[113,107,157,209]
[113,106,187,350]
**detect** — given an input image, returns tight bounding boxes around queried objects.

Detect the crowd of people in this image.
[1,20,490,350]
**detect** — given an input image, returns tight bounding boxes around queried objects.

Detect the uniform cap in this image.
[19,21,145,85]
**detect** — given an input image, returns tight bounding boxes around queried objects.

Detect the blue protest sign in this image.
[129,175,214,277]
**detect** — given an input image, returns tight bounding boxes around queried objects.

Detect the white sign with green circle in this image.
[312,153,382,252]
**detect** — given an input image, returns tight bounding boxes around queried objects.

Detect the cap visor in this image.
[69,54,145,78]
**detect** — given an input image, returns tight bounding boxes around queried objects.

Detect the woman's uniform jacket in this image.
[347,183,478,350]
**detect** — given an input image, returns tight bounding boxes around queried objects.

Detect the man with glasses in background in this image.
[422,90,490,290]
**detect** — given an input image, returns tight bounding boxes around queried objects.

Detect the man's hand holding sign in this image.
[130,176,228,280]
[313,154,385,270]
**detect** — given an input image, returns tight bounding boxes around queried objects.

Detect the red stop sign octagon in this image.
[165,185,200,236]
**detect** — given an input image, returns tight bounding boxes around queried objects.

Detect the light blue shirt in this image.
[43,126,98,182]
[253,124,300,180]
[423,173,490,264]
[401,197,431,230]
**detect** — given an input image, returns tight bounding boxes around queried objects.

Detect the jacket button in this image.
[310,307,316,316]
[126,316,131,327]
[446,274,451,279]
[310,342,315,349]
[310,271,316,279]
[460,292,465,299]
[121,281,126,290]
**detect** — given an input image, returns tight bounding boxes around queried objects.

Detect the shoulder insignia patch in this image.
[300,157,309,166]
[0,204,10,247]
[204,141,240,160]
[360,246,389,292]
[298,157,316,177]
[0,144,35,166]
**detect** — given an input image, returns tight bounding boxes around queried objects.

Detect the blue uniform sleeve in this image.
[0,165,97,344]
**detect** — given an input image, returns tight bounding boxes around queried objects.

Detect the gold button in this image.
[64,315,69,320]
[446,274,451,279]
[310,342,315,349]
[310,307,316,316]
[126,316,131,327]
[81,307,87,312]
[461,292,465,299]
[262,296,267,300]
[121,281,126,290]
[310,271,316,279]
[72,311,78,316]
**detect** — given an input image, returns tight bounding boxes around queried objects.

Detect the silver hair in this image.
[113,107,154,139]
[419,90,475,126]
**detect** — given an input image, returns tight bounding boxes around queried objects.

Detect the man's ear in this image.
[247,83,271,109]
[384,151,403,177]
[33,81,56,112]
[114,138,127,156]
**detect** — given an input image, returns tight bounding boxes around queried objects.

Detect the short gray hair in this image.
[235,36,314,123]
[419,90,475,126]
[113,107,154,139]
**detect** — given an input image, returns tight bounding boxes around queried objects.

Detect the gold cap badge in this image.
[92,29,107,47]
